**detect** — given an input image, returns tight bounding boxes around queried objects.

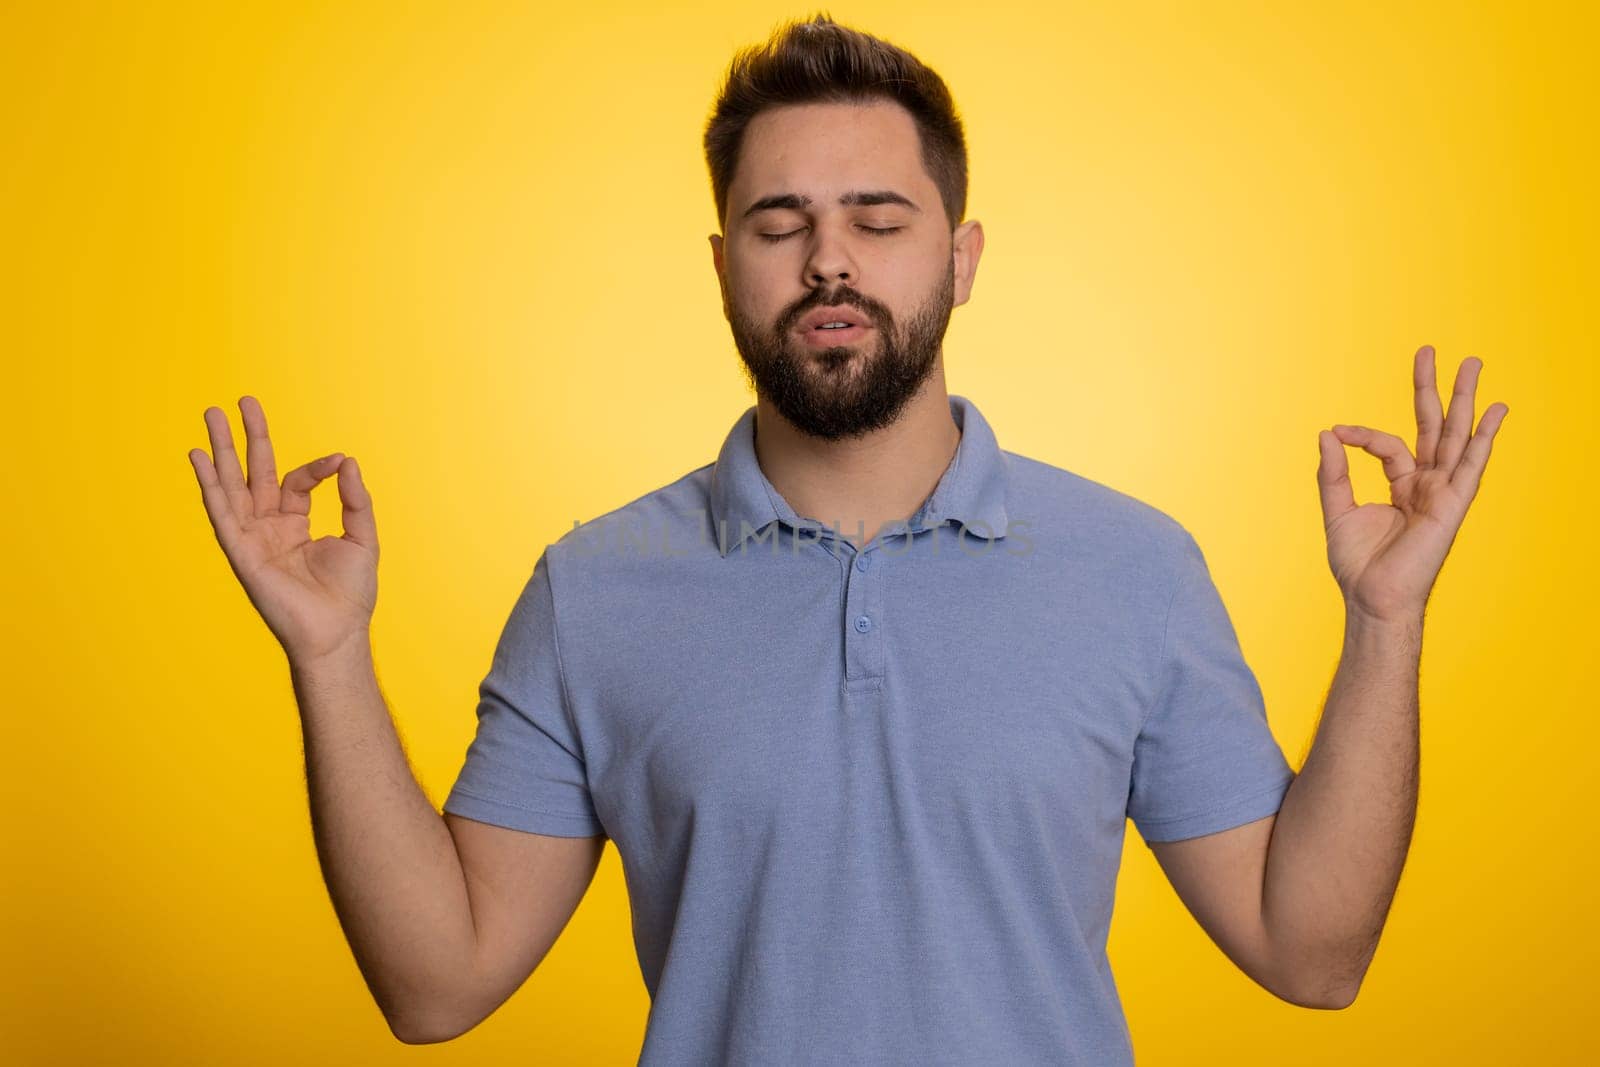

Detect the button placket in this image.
[842,542,884,688]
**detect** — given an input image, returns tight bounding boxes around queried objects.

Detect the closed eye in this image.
[757,225,903,243]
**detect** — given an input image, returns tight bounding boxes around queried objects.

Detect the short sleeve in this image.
[442,550,606,838]
[1128,532,1296,845]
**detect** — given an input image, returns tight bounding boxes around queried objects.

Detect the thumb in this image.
[1316,428,1354,530]
[336,456,380,558]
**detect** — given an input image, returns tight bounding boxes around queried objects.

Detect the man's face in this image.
[710,99,983,441]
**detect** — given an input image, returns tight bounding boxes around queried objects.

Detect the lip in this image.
[797,306,872,332]
[798,322,871,347]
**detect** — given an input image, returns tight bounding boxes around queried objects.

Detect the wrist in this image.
[289,631,375,687]
[1342,602,1424,656]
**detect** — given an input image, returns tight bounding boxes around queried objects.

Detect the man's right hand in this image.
[189,395,380,665]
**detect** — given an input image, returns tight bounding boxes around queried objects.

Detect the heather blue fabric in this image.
[443,394,1297,1065]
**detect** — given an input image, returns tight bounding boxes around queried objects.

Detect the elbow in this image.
[385,1007,470,1046]
[1268,966,1363,1011]
[1275,982,1360,1011]
[386,993,499,1044]
[389,1019,462,1046]
[1324,984,1360,1010]
[374,971,485,1044]
[1261,926,1371,1011]
[378,964,496,1044]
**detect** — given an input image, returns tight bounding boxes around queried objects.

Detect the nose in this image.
[802,222,858,291]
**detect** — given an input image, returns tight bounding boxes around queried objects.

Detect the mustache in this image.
[782,290,888,331]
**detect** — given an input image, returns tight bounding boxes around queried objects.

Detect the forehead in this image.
[731,100,931,211]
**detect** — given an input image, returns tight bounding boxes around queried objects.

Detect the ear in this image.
[950,219,985,308]
[709,233,730,320]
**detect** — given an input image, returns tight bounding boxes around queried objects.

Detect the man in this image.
[188,13,1508,1064]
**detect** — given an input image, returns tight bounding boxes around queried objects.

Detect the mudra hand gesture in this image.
[1316,345,1509,624]
[189,396,380,664]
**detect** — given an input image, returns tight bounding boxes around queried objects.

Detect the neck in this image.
[753,363,960,550]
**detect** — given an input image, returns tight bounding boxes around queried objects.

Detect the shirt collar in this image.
[708,393,1010,557]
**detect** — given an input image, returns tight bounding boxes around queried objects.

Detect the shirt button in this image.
[855,554,870,571]
[854,614,873,633]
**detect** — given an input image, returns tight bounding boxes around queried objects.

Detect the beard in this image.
[727,258,955,441]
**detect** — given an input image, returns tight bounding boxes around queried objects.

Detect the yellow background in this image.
[4,1,1594,1062]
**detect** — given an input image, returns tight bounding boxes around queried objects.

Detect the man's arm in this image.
[190,396,608,1042]
[293,639,486,1041]
[1149,607,1420,1009]
[189,399,484,1039]
[1259,608,1421,1005]
[1150,345,1504,1008]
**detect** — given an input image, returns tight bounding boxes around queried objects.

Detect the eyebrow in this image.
[740,190,922,219]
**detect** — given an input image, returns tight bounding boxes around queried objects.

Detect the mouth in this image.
[797,322,872,347]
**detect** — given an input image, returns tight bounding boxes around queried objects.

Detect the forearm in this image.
[1261,607,1423,1006]
[291,636,479,1043]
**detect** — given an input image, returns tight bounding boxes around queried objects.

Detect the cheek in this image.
[727,270,794,327]
[727,288,784,336]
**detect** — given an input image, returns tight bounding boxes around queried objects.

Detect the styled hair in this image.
[703,12,968,233]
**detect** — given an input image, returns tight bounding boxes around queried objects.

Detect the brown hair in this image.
[703,12,969,233]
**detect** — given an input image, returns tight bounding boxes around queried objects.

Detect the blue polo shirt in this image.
[442,394,1297,1065]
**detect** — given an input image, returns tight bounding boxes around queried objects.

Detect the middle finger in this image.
[239,395,281,515]
[1413,345,1443,468]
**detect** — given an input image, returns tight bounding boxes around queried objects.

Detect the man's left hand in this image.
[1315,344,1509,624]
